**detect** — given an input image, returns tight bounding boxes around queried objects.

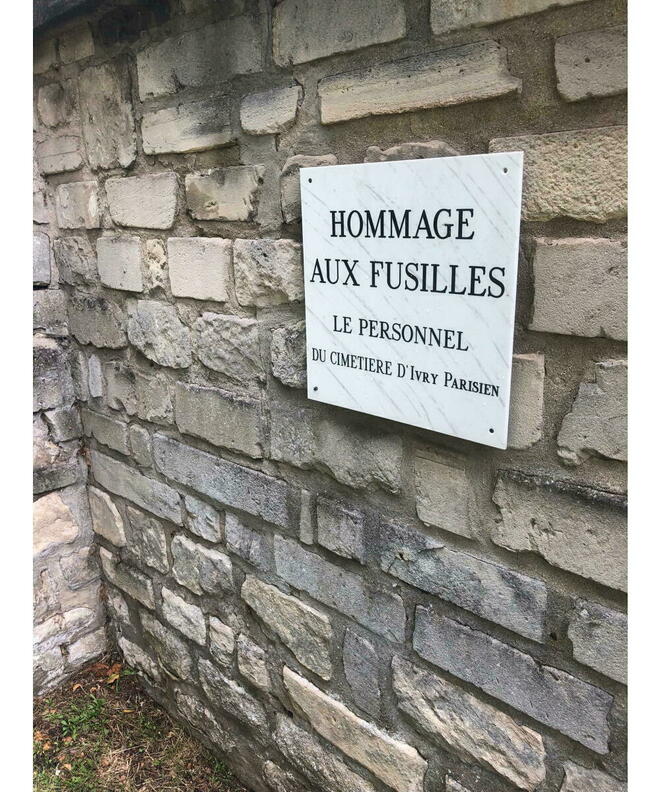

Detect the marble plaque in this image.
[300,153,523,448]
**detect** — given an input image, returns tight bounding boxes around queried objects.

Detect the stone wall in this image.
[33,1,627,790]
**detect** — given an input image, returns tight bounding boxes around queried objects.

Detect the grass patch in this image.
[34,656,250,792]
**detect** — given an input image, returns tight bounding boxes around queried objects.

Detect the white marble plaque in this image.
[300,152,523,448]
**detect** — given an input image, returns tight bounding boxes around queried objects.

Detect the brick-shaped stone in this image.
[317,497,366,563]
[240,84,302,135]
[280,154,337,223]
[88,486,126,546]
[172,534,232,595]
[106,173,178,229]
[508,353,545,449]
[33,291,67,337]
[37,81,75,128]
[271,320,306,388]
[33,233,51,285]
[141,98,232,155]
[556,26,627,102]
[184,494,222,543]
[37,136,83,175]
[33,337,75,411]
[97,236,143,293]
[237,634,269,689]
[162,588,205,645]
[81,408,130,454]
[568,600,627,684]
[226,515,272,571]
[185,166,264,221]
[59,24,94,63]
[55,181,99,229]
[415,455,474,538]
[140,611,193,679]
[68,293,127,348]
[125,507,169,574]
[127,300,192,368]
[53,236,97,286]
[209,617,235,667]
[431,0,590,35]
[344,630,380,717]
[167,237,230,302]
[99,548,155,609]
[560,762,626,792]
[198,658,268,730]
[234,238,303,307]
[195,313,263,384]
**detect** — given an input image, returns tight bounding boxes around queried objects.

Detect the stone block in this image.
[33,233,51,285]
[317,497,366,563]
[37,81,76,128]
[59,24,94,63]
[414,455,474,538]
[127,300,192,368]
[413,608,612,753]
[36,135,83,175]
[135,371,173,424]
[185,166,264,221]
[125,507,169,574]
[140,611,193,679]
[88,486,126,546]
[33,337,75,412]
[364,140,460,162]
[319,42,521,124]
[118,636,161,682]
[240,84,302,135]
[34,37,57,73]
[67,627,106,666]
[195,313,263,384]
[560,762,626,792]
[280,154,337,223]
[392,656,546,791]
[531,238,627,339]
[33,491,79,556]
[431,0,590,35]
[274,535,405,642]
[237,634,269,689]
[184,495,222,543]
[161,588,206,645]
[129,424,152,467]
[271,320,306,388]
[167,237,231,302]
[508,353,545,449]
[198,659,268,730]
[492,473,627,591]
[79,61,136,169]
[106,173,178,229]
[557,360,627,464]
[209,617,235,667]
[43,406,81,441]
[171,534,232,595]
[273,0,405,65]
[81,408,130,454]
[343,630,380,717]
[103,362,136,413]
[568,600,627,684]
[226,515,272,571]
[283,666,427,792]
[99,548,155,609]
[145,239,167,292]
[174,382,263,458]
[54,236,97,286]
[33,290,67,337]
[97,236,143,293]
[68,293,127,348]
[241,575,332,680]
[556,26,627,102]
[233,238,303,306]
[55,181,100,229]
[142,98,233,154]
[490,127,627,222]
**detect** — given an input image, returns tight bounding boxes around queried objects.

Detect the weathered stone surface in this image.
[392,657,546,791]
[144,239,167,293]
[209,616,235,667]
[135,370,173,424]
[175,382,263,458]
[226,515,272,571]
[118,636,161,681]
[531,238,627,339]
[129,424,152,467]
[171,534,232,595]
[241,84,302,134]
[271,320,306,388]
[54,236,97,286]
[91,450,183,524]
[33,491,79,555]
[161,588,205,645]
[33,290,68,337]
[262,760,307,792]
[55,182,100,229]
[490,127,627,222]
[68,293,127,348]
[273,0,405,65]
[195,313,263,384]
[241,575,332,680]
[557,360,627,464]
[280,154,337,223]
[319,42,521,124]
[99,548,155,609]
[141,98,233,154]
[275,535,404,642]
[344,630,380,717]
[234,238,303,307]
[125,506,169,574]
[317,497,366,563]
[167,238,231,302]
[140,611,193,679]
[274,716,378,792]
[136,16,263,100]
[97,236,143,293]
[415,455,473,538]
[492,474,626,591]
[67,627,106,665]
[34,37,57,74]
[175,688,236,753]
[414,608,612,753]
[283,666,427,792]
[380,519,547,641]
[556,26,627,102]
[184,494,222,543]
[237,634,269,689]
[87,355,103,398]
[37,81,76,127]
[33,337,75,411]
[561,762,626,792]
[88,486,126,546]
[33,415,81,493]
[431,0,590,35]
[185,166,264,221]
[271,407,402,492]
[79,61,136,169]
[364,139,460,162]
[127,300,192,368]
[445,779,471,792]
[44,406,81,441]
[198,658,268,730]
[154,434,290,528]
[34,233,51,285]
[569,600,627,684]
[59,24,94,64]
[36,135,83,174]
[107,173,178,229]
[508,353,545,449]
[103,362,136,413]
[81,408,130,454]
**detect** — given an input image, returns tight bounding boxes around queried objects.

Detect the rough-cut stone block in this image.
[53,236,97,286]
[271,320,306,388]
[33,416,81,493]
[560,762,626,792]
[68,294,127,348]
[97,236,143,293]
[140,611,193,679]
[508,353,545,449]
[414,455,473,538]
[283,666,427,792]
[127,300,192,368]
[34,37,57,74]
[43,406,81,441]
[569,600,627,684]
[153,434,291,528]
[344,630,380,717]
[233,238,303,306]
[55,182,99,229]
[118,636,161,682]
[33,491,79,555]
[141,98,233,154]
[274,535,405,642]
[33,233,51,285]
[107,173,178,229]
[364,139,460,162]
[226,515,272,571]
[414,609,613,753]
[37,81,76,128]
[274,716,378,792]
[33,291,67,337]
[79,61,136,169]
[240,84,302,134]
[319,42,521,124]
[88,486,126,546]
[242,575,332,680]
[195,313,263,384]
[198,659,268,730]
[184,495,222,543]
[33,337,75,411]
[144,239,167,292]
[161,588,206,645]
[99,548,155,609]
[81,408,130,454]
[91,450,182,524]
[556,26,627,102]
[531,238,627,339]
[317,497,366,563]
[67,627,106,666]
[136,16,263,100]
[36,136,83,175]
[280,154,337,223]
[273,0,405,65]
[175,382,263,458]
[167,237,230,302]
[392,657,546,791]
[59,24,94,63]
[557,360,627,465]
[171,534,232,595]
[237,634,269,689]
[381,519,547,641]
[129,424,152,467]
[185,166,264,221]
[431,0,590,35]
[125,507,169,574]
[493,474,626,591]
[490,127,627,222]
[209,617,235,667]
[135,371,173,424]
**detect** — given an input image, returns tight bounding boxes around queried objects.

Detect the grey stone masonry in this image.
[209,616,235,667]
[195,313,263,385]
[34,291,67,337]
[431,0,590,35]
[508,353,545,449]
[96,237,143,293]
[88,486,126,546]
[81,408,130,455]
[414,454,474,538]
[141,98,233,155]
[68,294,127,348]
[226,514,273,572]
[37,81,75,128]
[316,497,366,563]
[184,494,222,543]
[54,236,97,286]
[33,233,51,285]
[560,762,626,792]
[237,634,269,690]
[125,507,169,574]
[55,182,100,229]
[140,611,193,679]
[413,608,613,753]
[167,238,231,302]
[319,42,521,124]
[364,139,461,162]
[33,337,75,412]
[59,23,94,64]
[568,600,627,684]
[185,166,264,221]
[556,26,627,102]
[36,136,83,175]
[234,238,303,307]
[198,659,268,731]
[171,534,233,596]
[106,174,178,230]
[343,629,381,717]
[161,587,206,645]
[99,548,155,609]
[127,300,192,369]
[240,84,302,135]
[280,154,337,223]
[271,320,306,388]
